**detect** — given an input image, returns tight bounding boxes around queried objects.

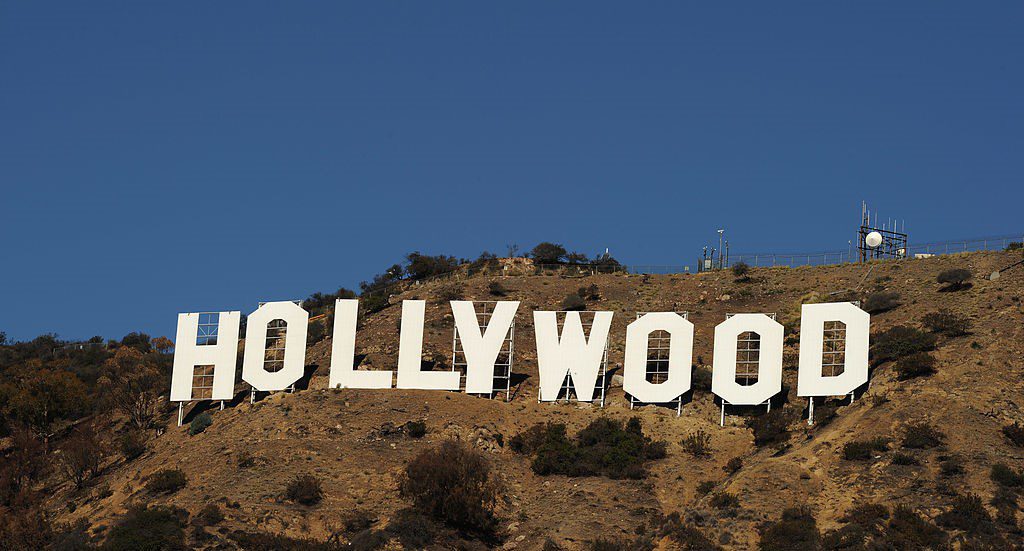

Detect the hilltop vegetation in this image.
[2,247,1024,549]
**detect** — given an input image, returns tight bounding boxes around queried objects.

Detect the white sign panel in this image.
[242,301,309,391]
[396,300,461,390]
[623,312,693,403]
[328,299,393,389]
[797,302,870,397]
[451,300,519,394]
[711,314,784,405]
[534,311,613,402]
[170,311,240,402]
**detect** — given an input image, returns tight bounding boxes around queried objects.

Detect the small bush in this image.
[939,456,964,476]
[399,440,501,537]
[710,491,739,510]
[886,505,946,549]
[842,438,888,461]
[936,493,993,534]
[746,409,790,447]
[890,452,919,466]
[723,457,743,474]
[436,281,464,301]
[692,365,712,392]
[871,326,936,365]
[1007,241,1023,251]
[696,480,715,495]
[196,503,223,526]
[990,463,1024,487]
[937,268,971,291]
[731,262,750,279]
[119,429,148,461]
[841,503,889,528]
[104,505,187,551]
[58,427,105,488]
[561,293,587,311]
[189,413,212,436]
[405,420,427,438]
[895,352,937,380]
[385,508,438,549]
[487,281,507,296]
[1002,422,1024,447]
[285,474,323,505]
[921,310,971,337]
[653,512,720,550]
[577,284,600,300]
[237,451,256,468]
[901,423,944,449]
[862,291,901,314]
[758,507,819,551]
[681,429,712,457]
[145,469,187,494]
[514,418,667,480]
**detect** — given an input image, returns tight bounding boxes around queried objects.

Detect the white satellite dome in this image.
[865,231,883,248]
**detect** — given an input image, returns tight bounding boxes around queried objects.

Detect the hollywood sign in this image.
[171,300,869,414]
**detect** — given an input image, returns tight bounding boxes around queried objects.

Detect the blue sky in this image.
[2,2,1022,342]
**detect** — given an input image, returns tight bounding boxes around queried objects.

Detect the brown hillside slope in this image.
[54,250,1024,549]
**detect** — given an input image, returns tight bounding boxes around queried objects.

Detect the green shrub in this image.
[937,268,972,291]
[901,423,944,449]
[691,365,712,392]
[119,429,148,461]
[531,242,567,265]
[842,438,889,461]
[681,429,712,457]
[577,284,600,300]
[189,413,212,436]
[404,420,427,438]
[696,480,715,495]
[487,281,507,296]
[746,409,790,447]
[862,291,901,314]
[196,503,223,526]
[890,452,919,466]
[145,469,186,494]
[758,507,819,551]
[840,503,889,528]
[561,293,587,311]
[653,512,720,550]
[871,326,936,365]
[936,493,994,534]
[1002,422,1024,447]
[399,440,501,537]
[895,352,936,380]
[514,418,666,480]
[710,491,739,510]
[285,474,323,505]
[921,310,971,337]
[723,457,743,474]
[939,456,964,476]
[731,262,750,279]
[104,505,187,551]
[990,463,1024,487]
[885,505,946,549]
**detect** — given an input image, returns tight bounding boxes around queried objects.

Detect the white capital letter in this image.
[534,311,613,402]
[624,313,693,403]
[451,301,519,394]
[712,314,783,405]
[329,299,393,389]
[797,302,869,397]
[171,311,240,401]
[242,301,308,391]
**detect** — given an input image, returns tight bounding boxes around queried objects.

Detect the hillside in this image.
[38,250,1024,549]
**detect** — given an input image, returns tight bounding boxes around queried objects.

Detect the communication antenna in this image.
[857,202,909,262]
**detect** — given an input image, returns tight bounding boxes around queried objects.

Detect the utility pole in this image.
[717,229,725,270]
